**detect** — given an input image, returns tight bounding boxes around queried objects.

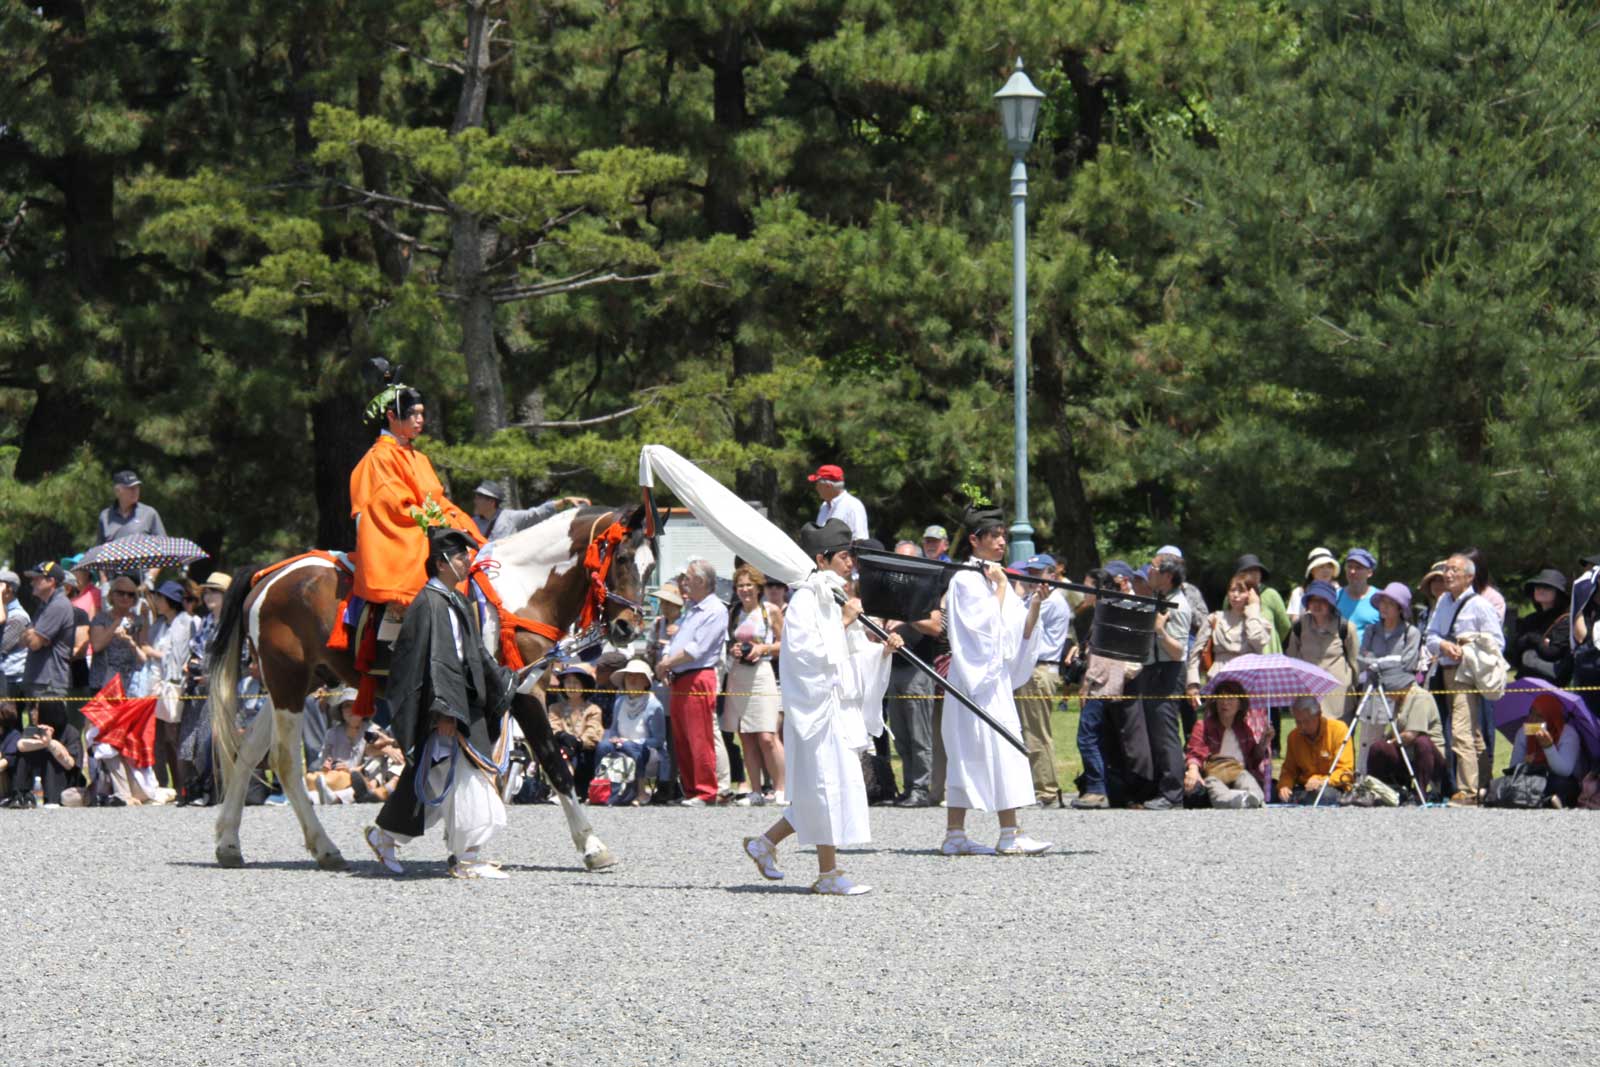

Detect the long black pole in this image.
[853,545,1168,609]
[833,590,1029,756]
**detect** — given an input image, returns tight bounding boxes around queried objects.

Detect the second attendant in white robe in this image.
[779,570,893,846]
[942,569,1043,812]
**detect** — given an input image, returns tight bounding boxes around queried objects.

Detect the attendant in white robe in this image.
[742,519,899,896]
[939,504,1053,856]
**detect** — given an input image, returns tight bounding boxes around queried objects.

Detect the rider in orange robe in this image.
[350,384,483,609]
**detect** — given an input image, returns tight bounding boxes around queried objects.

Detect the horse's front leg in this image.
[270,704,345,870]
[512,694,617,871]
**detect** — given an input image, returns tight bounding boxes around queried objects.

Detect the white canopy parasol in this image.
[638,444,814,585]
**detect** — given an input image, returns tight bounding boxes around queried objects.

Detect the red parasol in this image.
[80,676,159,768]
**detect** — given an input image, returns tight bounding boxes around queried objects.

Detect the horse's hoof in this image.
[216,845,245,868]
[584,847,618,871]
[316,850,347,872]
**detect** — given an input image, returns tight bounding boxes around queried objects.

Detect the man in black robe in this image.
[365,527,515,875]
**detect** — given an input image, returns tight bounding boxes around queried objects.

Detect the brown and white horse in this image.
[206,504,651,871]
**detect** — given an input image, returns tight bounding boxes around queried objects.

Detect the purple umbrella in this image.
[1203,653,1344,713]
[1494,678,1600,762]
[1203,654,1346,798]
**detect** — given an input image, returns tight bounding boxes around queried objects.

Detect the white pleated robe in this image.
[942,569,1043,812]
[779,571,893,847]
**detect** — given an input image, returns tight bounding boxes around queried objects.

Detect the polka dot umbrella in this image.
[78,535,209,572]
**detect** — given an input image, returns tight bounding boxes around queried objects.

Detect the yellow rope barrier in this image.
[5,684,1566,705]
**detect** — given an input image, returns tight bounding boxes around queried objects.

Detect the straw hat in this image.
[613,659,654,687]
[1304,547,1338,578]
[656,582,684,607]
[201,571,233,592]
[1419,560,1448,596]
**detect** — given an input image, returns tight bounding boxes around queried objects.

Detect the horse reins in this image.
[469,510,641,670]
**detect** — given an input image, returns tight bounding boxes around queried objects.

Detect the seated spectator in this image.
[1182,681,1269,808]
[548,662,604,796]
[1201,574,1271,678]
[1277,695,1355,804]
[1506,694,1583,808]
[1286,580,1358,721]
[305,688,402,804]
[1287,547,1340,622]
[1511,569,1571,684]
[69,718,173,808]
[594,659,668,805]
[0,700,20,794]
[89,575,149,694]
[1364,685,1446,801]
[592,650,630,728]
[7,699,83,806]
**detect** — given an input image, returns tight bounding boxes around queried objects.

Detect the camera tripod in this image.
[1313,682,1430,808]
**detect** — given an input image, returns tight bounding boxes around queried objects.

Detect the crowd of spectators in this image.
[6,462,1599,816]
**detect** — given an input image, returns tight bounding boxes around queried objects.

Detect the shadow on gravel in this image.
[724,884,813,895]
[870,848,1103,858]
[167,859,331,872]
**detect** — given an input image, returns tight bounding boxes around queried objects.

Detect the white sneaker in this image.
[742,835,784,880]
[315,777,337,806]
[364,825,404,875]
[811,868,871,896]
[678,797,707,808]
[996,830,1053,855]
[940,832,997,856]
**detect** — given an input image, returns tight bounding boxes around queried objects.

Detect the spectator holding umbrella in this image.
[1506,694,1584,807]
[89,575,149,695]
[1182,680,1269,808]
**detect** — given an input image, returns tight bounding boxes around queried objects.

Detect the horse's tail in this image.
[208,562,264,783]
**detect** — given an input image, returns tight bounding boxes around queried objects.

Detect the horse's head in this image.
[600,503,653,646]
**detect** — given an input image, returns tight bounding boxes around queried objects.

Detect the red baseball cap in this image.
[807,463,845,483]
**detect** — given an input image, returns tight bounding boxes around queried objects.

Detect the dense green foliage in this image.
[3,0,1597,598]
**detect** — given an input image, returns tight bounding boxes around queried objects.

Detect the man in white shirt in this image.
[808,463,869,541]
[1425,553,1505,805]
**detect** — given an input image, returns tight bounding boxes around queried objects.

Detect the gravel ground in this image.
[8,801,1599,1066]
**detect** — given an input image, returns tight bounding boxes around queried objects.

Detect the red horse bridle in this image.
[468,514,640,670]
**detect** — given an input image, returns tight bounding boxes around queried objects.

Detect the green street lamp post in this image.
[994,58,1044,564]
